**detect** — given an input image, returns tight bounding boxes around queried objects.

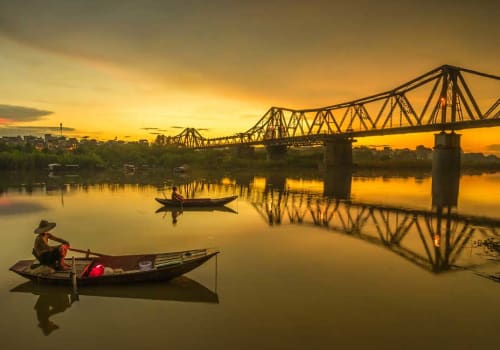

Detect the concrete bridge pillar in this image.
[323,167,352,199]
[323,138,353,168]
[234,145,255,158]
[432,132,461,208]
[266,145,287,161]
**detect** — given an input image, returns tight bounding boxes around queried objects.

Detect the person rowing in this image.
[33,220,71,270]
[171,186,184,202]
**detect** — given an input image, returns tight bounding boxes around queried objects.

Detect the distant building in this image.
[393,148,416,161]
[0,136,23,146]
[415,145,432,160]
[23,135,45,150]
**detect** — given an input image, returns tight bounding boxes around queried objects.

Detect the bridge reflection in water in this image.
[249,191,498,274]
[181,172,499,276]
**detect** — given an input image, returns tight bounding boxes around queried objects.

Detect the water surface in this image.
[0,169,498,350]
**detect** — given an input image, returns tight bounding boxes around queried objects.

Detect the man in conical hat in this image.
[33,220,71,270]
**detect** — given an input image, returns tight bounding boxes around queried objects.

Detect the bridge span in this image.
[158,65,499,151]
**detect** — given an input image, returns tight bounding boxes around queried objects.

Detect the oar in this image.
[71,256,79,301]
[69,247,108,258]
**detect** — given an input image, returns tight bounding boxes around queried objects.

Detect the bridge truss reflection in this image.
[252,190,498,274]
[181,179,499,276]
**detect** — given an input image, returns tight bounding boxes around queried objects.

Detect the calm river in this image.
[0,169,498,349]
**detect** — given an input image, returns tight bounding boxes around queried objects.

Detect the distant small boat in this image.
[48,163,62,171]
[173,164,190,173]
[48,163,80,172]
[9,249,218,286]
[155,195,238,207]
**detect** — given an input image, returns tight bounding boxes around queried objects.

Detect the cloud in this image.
[0,104,53,123]
[140,127,159,130]
[13,125,75,132]
[0,1,498,106]
[0,125,75,137]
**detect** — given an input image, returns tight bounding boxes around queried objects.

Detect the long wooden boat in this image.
[9,249,218,286]
[155,195,238,207]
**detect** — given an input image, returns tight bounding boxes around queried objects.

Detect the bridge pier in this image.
[266,145,287,161]
[234,145,255,158]
[323,138,354,168]
[323,167,352,199]
[432,132,461,208]
[265,173,287,191]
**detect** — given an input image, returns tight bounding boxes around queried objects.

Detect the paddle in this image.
[71,256,79,301]
[69,247,108,258]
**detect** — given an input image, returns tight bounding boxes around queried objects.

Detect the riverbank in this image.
[1,145,499,171]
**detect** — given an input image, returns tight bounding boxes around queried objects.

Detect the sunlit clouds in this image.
[0,0,498,150]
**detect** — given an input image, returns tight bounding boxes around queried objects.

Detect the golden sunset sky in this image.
[0,0,498,153]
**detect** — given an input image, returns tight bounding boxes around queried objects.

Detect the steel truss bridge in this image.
[157,65,500,148]
[158,65,500,148]
[173,181,499,276]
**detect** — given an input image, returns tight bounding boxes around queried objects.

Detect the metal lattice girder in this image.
[162,65,499,148]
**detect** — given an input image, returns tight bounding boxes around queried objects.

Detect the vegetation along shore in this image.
[0,135,499,171]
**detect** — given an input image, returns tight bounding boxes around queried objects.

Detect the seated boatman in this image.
[171,186,184,201]
[33,220,71,270]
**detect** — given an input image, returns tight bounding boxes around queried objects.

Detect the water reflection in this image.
[323,167,352,199]
[11,276,219,336]
[148,174,499,277]
[432,156,460,208]
[248,190,499,274]
[8,283,76,336]
[155,206,238,225]
[2,169,498,278]
[34,289,73,335]
[0,198,46,216]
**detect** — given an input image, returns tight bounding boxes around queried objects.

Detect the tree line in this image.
[0,142,292,170]
[0,142,498,171]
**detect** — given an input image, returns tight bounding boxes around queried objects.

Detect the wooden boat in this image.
[155,195,238,207]
[9,248,218,286]
[173,165,188,173]
[48,163,80,172]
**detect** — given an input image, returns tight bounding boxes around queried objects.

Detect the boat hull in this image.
[9,249,218,286]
